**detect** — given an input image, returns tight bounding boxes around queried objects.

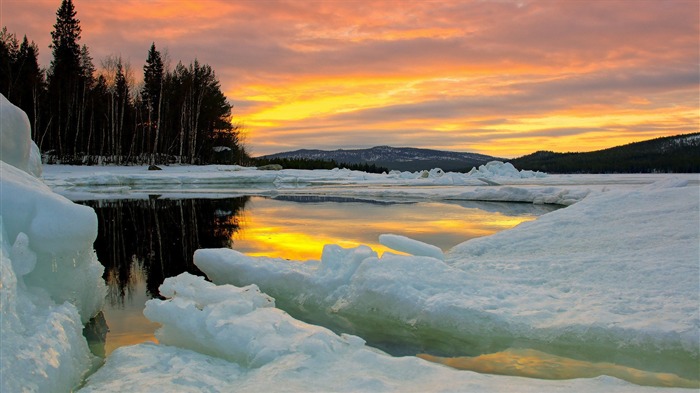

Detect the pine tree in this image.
[15,36,45,143]
[142,43,164,162]
[0,27,19,99]
[114,59,130,160]
[47,0,84,159]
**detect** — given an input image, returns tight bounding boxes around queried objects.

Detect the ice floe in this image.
[79,273,693,392]
[194,178,699,382]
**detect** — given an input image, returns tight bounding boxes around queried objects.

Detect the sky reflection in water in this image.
[230,196,550,260]
[85,196,552,356]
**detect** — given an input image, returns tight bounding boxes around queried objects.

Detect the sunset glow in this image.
[228,198,542,260]
[3,0,698,156]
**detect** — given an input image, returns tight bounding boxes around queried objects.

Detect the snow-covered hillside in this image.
[260,145,501,171]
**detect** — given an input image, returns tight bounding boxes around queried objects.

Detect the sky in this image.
[1,0,698,158]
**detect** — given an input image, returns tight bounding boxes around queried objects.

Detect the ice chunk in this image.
[0,93,42,177]
[468,161,545,179]
[10,232,36,276]
[0,100,106,391]
[379,233,444,260]
[0,168,106,392]
[143,274,361,368]
[0,162,105,321]
[1,234,94,392]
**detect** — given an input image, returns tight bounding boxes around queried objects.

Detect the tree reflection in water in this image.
[82,197,249,304]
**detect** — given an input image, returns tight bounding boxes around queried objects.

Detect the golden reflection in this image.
[101,265,162,356]
[232,222,398,261]
[229,198,542,261]
[105,333,159,357]
[418,349,699,389]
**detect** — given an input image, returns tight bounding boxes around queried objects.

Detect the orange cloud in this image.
[3,0,698,158]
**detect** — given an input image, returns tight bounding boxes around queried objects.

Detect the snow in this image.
[2,94,698,391]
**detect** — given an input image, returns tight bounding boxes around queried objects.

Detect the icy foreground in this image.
[74,175,699,391]
[194,178,699,382]
[80,274,691,392]
[0,95,106,392]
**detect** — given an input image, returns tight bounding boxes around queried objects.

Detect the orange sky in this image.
[2,0,698,157]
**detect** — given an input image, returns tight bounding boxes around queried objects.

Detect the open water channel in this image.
[80,195,554,356]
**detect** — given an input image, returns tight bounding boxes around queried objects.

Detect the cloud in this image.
[2,0,698,157]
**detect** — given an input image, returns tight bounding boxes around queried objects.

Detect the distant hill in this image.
[511,133,700,173]
[258,145,501,172]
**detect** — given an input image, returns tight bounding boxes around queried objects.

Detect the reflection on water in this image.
[419,350,699,389]
[85,197,247,301]
[82,196,551,357]
[81,197,248,355]
[232,196,553,260]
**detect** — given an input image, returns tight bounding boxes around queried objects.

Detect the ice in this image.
[467,161,545,179]
[0,94,42,177]
[79,273,690,392]
[40,161,549,197]
[1,99,106,392]
[43,162,694,207]
[379,233,444,260]
[194,179,699,380]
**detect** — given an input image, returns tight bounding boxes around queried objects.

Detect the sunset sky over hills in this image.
[2,0,698,157]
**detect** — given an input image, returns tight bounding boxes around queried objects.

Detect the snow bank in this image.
[1,99,106,392]
[79,273,688,392]
[194,180,699,380]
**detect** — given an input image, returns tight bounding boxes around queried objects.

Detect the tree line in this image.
[511,133,700,174]
[1,0,246,165]
[252,157,389,173]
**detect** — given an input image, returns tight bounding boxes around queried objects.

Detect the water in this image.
[81,196,553,355]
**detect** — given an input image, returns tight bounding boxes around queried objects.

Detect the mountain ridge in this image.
[511,132,700,173]
[258,145,502,172]
[258,132,699,173]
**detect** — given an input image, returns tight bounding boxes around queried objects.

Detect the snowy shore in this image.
[2,95,698,391]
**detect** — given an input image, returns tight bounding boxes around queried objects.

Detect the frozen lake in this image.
[80,196,556,356]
